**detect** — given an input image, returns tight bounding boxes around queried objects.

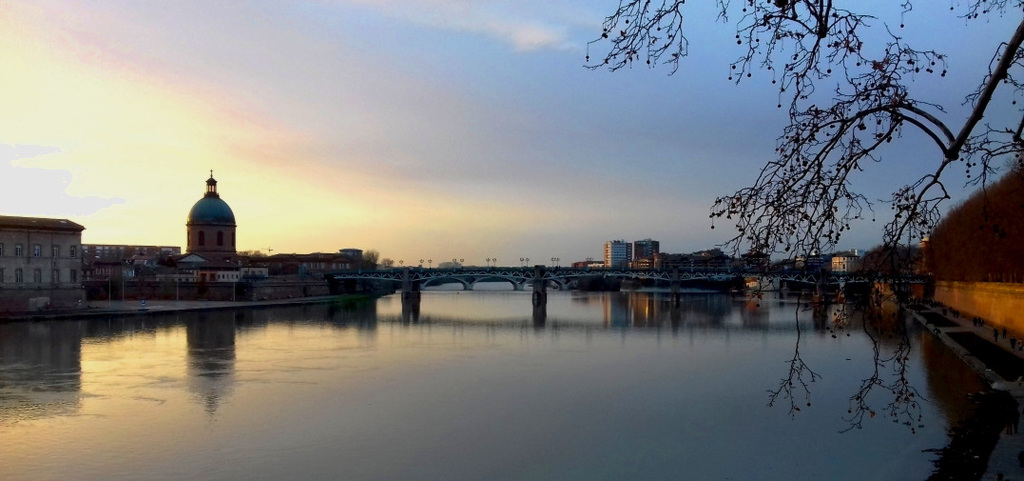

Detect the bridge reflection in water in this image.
[0,290,986,481]
[331,266,924,316]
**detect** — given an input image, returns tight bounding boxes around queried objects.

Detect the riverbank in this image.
[0,294,375,323]
[908,303,1024,480]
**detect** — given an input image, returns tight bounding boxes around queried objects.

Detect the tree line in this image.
[927,166,1024,282]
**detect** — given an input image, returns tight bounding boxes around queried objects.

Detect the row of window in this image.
[193,231,235,247]
[0,243,77,258]
[0,268,78,284]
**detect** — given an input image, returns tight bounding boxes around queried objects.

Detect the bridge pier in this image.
[401,267,421,301]
[532,265,547,306]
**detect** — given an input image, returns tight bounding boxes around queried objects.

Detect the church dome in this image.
[187,173,236,225]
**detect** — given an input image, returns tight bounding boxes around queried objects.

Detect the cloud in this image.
[0,143,62,163]
[332,0,577,51]
[0,144,125,217]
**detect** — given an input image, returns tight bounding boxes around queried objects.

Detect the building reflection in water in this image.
[0,321,84,421]
[583,292,734,329]
[918,330,988,427]
[184,311,237,416]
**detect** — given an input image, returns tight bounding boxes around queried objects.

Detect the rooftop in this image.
[0,215,85,232]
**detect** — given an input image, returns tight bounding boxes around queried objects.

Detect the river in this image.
[0,289,986,480]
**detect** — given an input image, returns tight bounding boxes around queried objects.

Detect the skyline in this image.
[1,1,1016,264]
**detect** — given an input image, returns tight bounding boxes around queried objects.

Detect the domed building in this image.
[186,172,237,260]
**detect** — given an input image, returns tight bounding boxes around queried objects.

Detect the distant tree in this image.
[860,244,921,276]
[928,166,1024,282]
[237,249,268,258]
[590,1,1024,262]
[360,250,380,270]
[380,258,395,268]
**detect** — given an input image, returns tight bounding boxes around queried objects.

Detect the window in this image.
[70,269,77,283]
[15,269,23,283]
[70,245,77,258]
[217,231,224,246]
[33,269,41,283]
[0,268,4,283]
[0,243,3,256]
[15,244,23,257]
[33,244,41,257]
[52,245,60,258]
[199,231,205,246]
[52,269,60,283]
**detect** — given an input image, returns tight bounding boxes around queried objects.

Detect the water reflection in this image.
[0,321,83,422]
[0,292,997,481]
[185,311,236,415]
[919,330,988,427]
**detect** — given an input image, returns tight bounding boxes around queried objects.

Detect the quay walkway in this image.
[908,304,1024,480]
[0,295,360,322]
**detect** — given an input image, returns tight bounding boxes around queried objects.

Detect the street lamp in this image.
[486,257,491,267]
[520,257,524,267]
[428,259,432,268]
[420,259,424,267]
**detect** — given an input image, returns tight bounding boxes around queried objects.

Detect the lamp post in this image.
[486,257,491,267]
[419,259,424,268]
[428,259,433,268]
[520,257,524,267]
[121,260,127,302]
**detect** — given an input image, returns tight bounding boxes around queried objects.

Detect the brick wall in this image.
[934,281,1024,333]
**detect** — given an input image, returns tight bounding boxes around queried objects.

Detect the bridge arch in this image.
[421,277,472,290]
[467,276,524,291]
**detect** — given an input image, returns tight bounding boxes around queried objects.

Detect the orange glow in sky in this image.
[2,1,1006,263]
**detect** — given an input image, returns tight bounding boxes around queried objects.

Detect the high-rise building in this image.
[633,239,660,260]
[604,240,632,268]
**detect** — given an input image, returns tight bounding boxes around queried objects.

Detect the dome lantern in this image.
[205,170,219,197]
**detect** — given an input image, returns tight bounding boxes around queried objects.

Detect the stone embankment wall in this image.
[934,281,1024,332]
[249,281,329,300]
[0,287,85,313]
[84,279,330,302]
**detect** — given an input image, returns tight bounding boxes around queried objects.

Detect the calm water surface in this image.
[0,290,986,480]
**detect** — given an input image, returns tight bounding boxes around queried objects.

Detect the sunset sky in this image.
[1,1,1016,265]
